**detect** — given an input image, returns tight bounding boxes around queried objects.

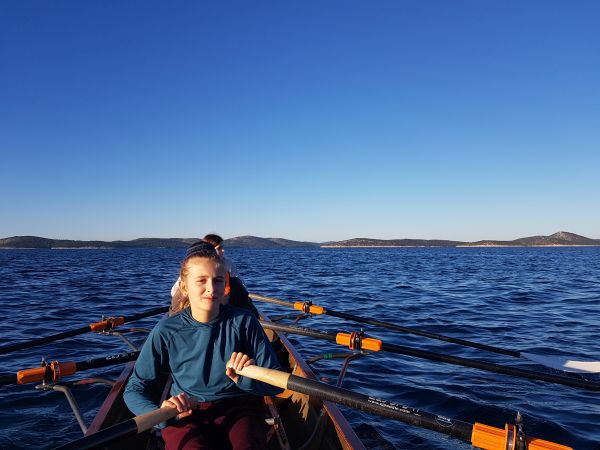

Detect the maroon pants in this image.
[161,396,268,450]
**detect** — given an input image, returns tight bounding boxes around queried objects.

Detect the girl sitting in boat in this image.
[124,240,282,450]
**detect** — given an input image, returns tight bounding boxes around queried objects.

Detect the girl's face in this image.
[180,257,226,322]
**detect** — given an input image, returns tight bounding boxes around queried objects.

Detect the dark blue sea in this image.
[0,248,598,449]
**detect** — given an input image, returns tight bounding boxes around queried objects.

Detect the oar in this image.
[50,366,572,450]
[0,305,169,355]
[0,351,139,386]
[233,365,572,450]
[259,320,600,392]
[251,293,600,374]
[51,405,178,450]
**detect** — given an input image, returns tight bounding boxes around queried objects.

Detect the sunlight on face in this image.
[181,257,226,322]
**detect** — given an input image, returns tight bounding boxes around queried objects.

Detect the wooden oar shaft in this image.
[259,320,600,392]
[0,305,169,356]
[52,406,178,450]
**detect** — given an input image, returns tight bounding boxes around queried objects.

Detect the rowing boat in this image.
[84,309,366,450]
[3,299,583,450]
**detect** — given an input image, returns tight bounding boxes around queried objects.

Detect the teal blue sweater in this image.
[123,305,282,417]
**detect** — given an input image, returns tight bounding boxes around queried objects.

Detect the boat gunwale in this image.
[86,361,136,435]
[268,326,365,450]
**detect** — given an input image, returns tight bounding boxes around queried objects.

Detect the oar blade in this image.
[522,352,600,374]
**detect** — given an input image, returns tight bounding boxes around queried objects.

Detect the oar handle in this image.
[133,405,179,433]
[235,365,291,389]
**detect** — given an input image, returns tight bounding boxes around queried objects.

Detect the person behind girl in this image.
[124,241,281,450]
[202,233,239,278]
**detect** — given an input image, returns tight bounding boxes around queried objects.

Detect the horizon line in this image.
[2,231,599,243]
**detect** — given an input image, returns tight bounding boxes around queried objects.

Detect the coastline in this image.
[2,232,599,249]
[321,244,600,248]
[3,244,600,250]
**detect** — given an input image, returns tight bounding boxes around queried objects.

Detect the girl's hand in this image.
[161,392,193,419]
[226,351,256,383]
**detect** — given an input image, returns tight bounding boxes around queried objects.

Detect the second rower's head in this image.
[203,233,225,257]
[178,241,228,323]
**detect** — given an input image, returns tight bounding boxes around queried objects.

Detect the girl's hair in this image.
[202,234,224,248]
[185,240,216,259]
[175,250,226,313]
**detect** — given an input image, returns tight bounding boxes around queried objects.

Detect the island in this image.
[0,231,598,249]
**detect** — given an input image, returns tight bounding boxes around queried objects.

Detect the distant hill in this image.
[1,231,598,249]
[0,235,319,249]
[322,238,464,247]
[224,235,320,248]
[0,236,192,249]
[464,231,600,247]
[324,232,599,247]
[112,238,196,248]
[514,231,599,246]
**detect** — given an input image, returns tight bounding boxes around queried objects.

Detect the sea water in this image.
[0,247,598,449]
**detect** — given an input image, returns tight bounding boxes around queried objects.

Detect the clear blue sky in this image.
[1,1,598,242]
